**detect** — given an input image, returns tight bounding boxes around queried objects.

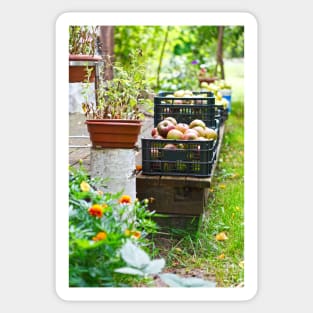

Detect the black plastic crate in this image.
[141,138,218,177]
[214,104,228,125]
[154,91,221,128]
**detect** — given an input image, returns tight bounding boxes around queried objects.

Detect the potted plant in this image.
[69,25,102,83]
[82,49,152,149]
[198,62,218,86]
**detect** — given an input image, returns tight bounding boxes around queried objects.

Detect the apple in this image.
[192,126,206,137]
[182,129,198,140]
[175,123,189,133]
[151,127,158,137]
[165,94,174,104]
[184,90,193,96]
[182,94,193,105]
[166,129,184,140]
[153,134,164,139]
[164,117,177,125]
[163,143,177,150]
[189,119,206,129]
[173,99,183,105]
[174,90,185,97]
[157,120,176,138]
[200,81,209,89]
[204,127,218,140]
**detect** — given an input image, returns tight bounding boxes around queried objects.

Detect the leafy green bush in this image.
[69,164,158,287]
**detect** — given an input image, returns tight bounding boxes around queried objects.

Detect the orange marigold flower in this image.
[80,181,90,192]
[92,231,107,241]
[131,230,141,239]
[118,195,132,204]
[88,204,104,218]
[136,165,142,171]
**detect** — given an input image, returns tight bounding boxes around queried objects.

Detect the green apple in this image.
[192,126,206,137]
[174,90,185,97]
[164,116,177,125]
[166,129,184,140]
[204,127,218,140]
[189,119,206,129]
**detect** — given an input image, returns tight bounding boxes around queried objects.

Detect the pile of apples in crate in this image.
[151,117,218,142]
[160,89,211,105]
[140,89,222,177]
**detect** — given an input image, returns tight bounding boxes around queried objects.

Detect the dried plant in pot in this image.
[82,49,152,149]
[69,25,102,83]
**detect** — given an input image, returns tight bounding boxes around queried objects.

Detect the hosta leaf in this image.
[120,241,150,269]
[114,267,145,276]
[143,258,165,275]
[159,273,216,288]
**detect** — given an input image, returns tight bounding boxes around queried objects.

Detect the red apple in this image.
[175,123,189,133]
[189,119,206,129]
[153,134,164,139]
[151,127,159,137]
[157,120,176,138]
[166,129,184,140]
[182,129,199,140]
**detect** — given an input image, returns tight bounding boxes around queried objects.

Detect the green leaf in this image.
[143,259,165,275]
[114,267,145,276]
[120,240,150,269]
[159,273,216,288]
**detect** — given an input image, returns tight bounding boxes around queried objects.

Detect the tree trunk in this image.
[156,26,170,90]
[99,26,114,80]
[215,26,225,79]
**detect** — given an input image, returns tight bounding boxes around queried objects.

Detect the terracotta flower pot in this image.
[69,54,102,83]
[85,119,142,148]
[198,76,218,85]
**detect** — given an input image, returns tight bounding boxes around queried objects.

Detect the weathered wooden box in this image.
[136,174,211,215]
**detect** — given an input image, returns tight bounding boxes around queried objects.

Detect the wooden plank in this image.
[69,148,90,168]
[136,180,208,215]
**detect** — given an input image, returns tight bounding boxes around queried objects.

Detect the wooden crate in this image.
[136,174,211,215]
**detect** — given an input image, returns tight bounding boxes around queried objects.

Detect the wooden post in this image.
[99,26,114,80]
[215,26,225,79]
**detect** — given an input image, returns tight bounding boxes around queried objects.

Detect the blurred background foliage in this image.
[113,26,244,91]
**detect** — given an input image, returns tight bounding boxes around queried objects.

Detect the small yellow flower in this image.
[80,181,90,192]
[217,253,225,260]
[209,188,214,193]
[92,231,107,241]
[239,261,244,269]
[235,206,241,211]
[219,184,226,189]
[215,232,228,241]
[124,229,131,237]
